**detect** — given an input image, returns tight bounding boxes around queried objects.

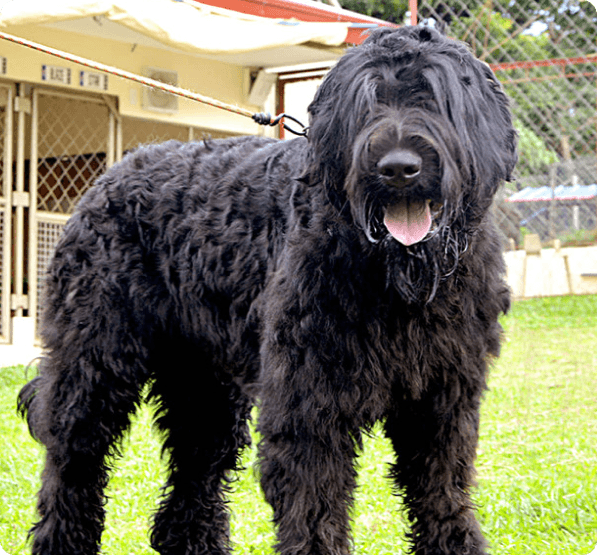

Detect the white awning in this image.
[0,0,351,55]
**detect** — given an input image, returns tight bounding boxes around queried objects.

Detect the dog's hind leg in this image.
[149,341,253,555]
[18,347,148,555]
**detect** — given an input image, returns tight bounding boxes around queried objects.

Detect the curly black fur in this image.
[18,26,517,555]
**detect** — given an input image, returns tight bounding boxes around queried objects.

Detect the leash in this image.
[0,30,308,137]
[252,112,308,137]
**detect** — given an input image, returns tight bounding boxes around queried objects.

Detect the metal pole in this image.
[410,0,418,25]
[28,89,39,325]
[14,86,26,318]
[549,164,556,241]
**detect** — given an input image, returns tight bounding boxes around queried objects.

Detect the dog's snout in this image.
[377,150,422,185]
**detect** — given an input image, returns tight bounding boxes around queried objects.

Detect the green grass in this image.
[1,295,596,554]
[477,296,597,554]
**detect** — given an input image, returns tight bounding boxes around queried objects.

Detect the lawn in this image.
[1,295,596,554]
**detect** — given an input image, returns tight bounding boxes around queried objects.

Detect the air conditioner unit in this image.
[142,67,179,114]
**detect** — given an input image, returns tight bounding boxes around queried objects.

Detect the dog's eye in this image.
[461,76,472,86]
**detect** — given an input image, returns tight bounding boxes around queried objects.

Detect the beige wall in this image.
[505,245,597,298]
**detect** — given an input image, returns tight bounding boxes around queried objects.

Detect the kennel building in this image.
[0,0,391,365]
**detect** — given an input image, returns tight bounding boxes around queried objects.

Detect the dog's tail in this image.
[17,376,39,417]
[17,373,42,441]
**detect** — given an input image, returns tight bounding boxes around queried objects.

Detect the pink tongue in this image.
[383,200,432,246]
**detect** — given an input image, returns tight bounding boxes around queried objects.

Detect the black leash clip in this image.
[252,112,309,137]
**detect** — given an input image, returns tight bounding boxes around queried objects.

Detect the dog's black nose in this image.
[377,150,422,185]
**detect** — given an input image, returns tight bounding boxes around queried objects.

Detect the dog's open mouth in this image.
[383,200,439,246]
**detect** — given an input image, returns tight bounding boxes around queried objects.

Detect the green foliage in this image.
[519,225,531,241]
[557,228,597,248]
[1,296,596,554]
[515,119,559,175]
[341,0,408,24]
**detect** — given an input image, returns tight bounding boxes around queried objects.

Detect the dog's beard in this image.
[383,238,442,303]
[381,224,467,304]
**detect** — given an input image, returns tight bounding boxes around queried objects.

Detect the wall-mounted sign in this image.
[80,71,108,91]
[41,64,71,85]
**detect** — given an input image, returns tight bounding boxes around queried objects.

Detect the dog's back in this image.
[39,136,308,367]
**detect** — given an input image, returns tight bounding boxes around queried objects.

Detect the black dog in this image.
[19,26,517,555]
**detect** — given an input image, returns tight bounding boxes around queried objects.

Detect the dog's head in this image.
[305,26,517,301]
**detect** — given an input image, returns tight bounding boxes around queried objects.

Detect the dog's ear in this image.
[503,128,518,182]
[306,60,378,188]
[426,56,518,189]
[483,70,518,182]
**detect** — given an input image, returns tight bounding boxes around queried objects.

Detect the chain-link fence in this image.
[415,0,597,245]
[496,160,597,245]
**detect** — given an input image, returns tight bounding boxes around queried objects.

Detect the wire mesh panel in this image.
[498,198,597,245]
[36,91,110,214]
[36,216,68,329]
[415,0,597,244]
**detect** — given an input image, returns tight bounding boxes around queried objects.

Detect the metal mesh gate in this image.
[35,216,68,330]
[30,98,231,340]
[35,91,110,214]
[32,89,113,334]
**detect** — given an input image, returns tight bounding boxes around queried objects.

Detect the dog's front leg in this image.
[258,403,357,555]
[257,336,359,555]
[384,381,488,555]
